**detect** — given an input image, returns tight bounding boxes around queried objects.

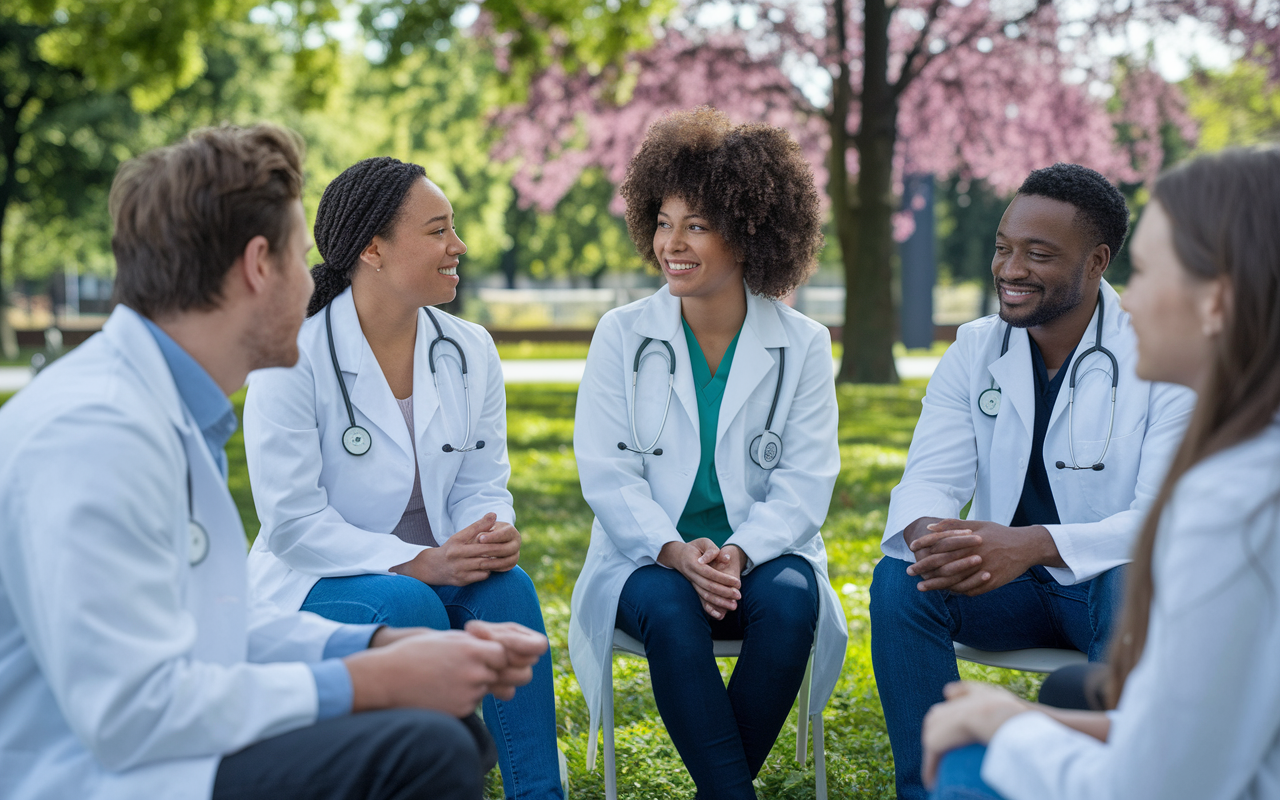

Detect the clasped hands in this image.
[657,538,747,620]
[903,516,1064,596]
[348,620,548,718]
[393,512,522,586]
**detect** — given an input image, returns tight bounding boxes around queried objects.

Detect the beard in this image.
[996,261,1087,329]
[244,294,303,371]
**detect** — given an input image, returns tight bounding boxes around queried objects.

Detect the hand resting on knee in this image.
[344,619,547,717]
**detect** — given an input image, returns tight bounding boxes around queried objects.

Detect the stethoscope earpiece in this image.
[443,440,485,453]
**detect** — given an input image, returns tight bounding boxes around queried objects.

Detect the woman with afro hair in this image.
[242,158,563,800]
[569,107,849,797]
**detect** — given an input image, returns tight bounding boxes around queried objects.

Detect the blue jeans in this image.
[870,557,1125,800]
[929,745,1005,800]
[615,555,819,800]
[302,567,563,800]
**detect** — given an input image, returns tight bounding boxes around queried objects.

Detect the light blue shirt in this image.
[142,317,370,720]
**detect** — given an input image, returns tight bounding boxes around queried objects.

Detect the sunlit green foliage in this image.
[1185,62,1280,153]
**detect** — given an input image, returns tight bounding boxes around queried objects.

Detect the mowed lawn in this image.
[0,378,1041,799]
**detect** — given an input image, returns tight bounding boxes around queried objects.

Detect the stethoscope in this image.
[978,289,1118,471]
[326,303,484,457]
[617,337,786,470]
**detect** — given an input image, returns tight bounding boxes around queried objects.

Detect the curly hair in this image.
[1017,163,1130,261]
[618,107,824,299]
[307,156,427,317]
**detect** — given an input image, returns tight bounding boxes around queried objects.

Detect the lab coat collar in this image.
[718,291,790,442]
[327,287,417,462]
[102,304,193,434]
[630,282,790,348]
[632,286,699,436]
[1046,279,1123,434]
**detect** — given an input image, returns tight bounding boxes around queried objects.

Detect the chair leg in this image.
[795,653,813,763]
[603,652,617,800]
[812,712,826,800]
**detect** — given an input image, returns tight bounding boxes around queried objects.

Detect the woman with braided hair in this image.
[243,157,563,800]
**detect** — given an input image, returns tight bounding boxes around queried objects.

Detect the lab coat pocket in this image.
[1074,428,1144,518]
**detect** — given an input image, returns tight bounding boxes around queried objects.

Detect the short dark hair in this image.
[307,157,427,317]
[619,107,824,299]
[1017,163,1130,261]
[109,124,305,319]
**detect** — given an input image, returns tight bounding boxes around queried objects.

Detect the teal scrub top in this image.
[675,318,741,547]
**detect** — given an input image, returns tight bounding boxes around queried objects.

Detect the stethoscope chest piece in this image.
[342,425,372,456]
[978,388,1002,417]
[750,430,784,470]
[188,519,209,566]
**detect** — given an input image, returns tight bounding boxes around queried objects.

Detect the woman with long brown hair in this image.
[918,145,1280,799]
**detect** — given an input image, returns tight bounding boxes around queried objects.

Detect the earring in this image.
[376,267,381,272]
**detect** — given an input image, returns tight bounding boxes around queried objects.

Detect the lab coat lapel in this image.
[411,308,442,447]
[333,291,414,461]
[718,293,789,444]
[102,306,188,430]
[987,325,1035,442]
[1046,282,1119,436]
[633,286,699,438]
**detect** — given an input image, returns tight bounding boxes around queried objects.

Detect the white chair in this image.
[600,629,826,800]
[953,642,1087,673]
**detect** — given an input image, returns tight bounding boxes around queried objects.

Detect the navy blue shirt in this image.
[1010,338,1078,528]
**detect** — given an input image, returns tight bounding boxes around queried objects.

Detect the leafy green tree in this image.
[1185,62,1280,152]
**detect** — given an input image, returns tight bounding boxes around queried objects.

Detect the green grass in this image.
[3,378,1039,799]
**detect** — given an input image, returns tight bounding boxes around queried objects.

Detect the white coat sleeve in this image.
[723,329,840,566]
[245,349,426,575]
[981,458,1280,800]
[246,597,347,663]
[1041,380,1195,584]
[573,313,682,564]
[443,333,516,533]
[0,404,318,772]
[881,330,980,561]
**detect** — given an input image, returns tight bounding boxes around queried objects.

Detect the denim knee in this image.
[745,557,818,635]
[620,569,705,642]
[871,556,934,621]
[368,576,450,630]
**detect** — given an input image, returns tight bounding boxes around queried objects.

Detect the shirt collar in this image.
[140,317,238,473]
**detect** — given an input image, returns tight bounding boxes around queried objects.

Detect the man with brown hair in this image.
[0,124,546,800]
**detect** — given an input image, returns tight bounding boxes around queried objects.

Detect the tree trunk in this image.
[836,0,899,383]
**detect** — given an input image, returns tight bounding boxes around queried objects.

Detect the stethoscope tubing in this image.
[326,302,480,456]
[986,288,1118,471]
[622,334,786,469]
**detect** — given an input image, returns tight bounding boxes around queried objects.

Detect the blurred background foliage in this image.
[2,0,1277,358]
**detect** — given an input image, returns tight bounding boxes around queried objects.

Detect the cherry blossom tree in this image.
[492,0,1278,381]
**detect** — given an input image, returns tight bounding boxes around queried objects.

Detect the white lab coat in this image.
[244,286,514,612]
[0,306,343,800]
[570,285,849,763]
[981,415,1280,800]
[882,280,1195,584]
